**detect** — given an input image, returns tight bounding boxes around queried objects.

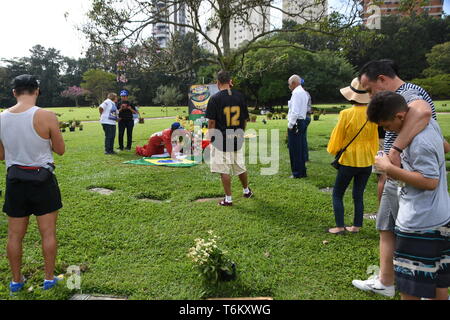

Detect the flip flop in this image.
[326,227,346,235]
[345,226,360,233]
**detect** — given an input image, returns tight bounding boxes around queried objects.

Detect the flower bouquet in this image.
[187,231,236,284]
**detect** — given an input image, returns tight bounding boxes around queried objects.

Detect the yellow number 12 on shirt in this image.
[223,106,241,126]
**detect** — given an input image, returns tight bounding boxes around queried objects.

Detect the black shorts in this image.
[3,174,63,218]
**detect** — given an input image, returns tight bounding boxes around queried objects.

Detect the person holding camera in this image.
[117,90,138,151]
[0,75,65,293]
[326,78,378,235]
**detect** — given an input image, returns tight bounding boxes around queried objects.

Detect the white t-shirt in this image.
[100,99,118,125]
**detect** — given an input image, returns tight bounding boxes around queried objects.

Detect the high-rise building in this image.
[152,1,189,48]
[202,1,328,53]
[282,0,328,25]
[360,0,444,20]
[202,5,271,53]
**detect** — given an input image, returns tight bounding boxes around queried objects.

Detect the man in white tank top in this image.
[0,75,65,293]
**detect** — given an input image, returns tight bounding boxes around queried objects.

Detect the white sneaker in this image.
[352,276,395,298]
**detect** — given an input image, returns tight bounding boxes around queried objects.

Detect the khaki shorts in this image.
[376,179,399,231]
[209,145,246,176]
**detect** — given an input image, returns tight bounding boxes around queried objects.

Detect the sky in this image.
[0,0,448,62]
[0,0,91,61]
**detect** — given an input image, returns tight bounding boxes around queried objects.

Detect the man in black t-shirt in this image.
[206,71,252,206]
[117,90,138,150]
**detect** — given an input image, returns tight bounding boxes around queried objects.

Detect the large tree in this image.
[83,0,361,72]
[236,38,355,105]
[423,41,450,77]
[344,14,450,80]
[81,69,117,105]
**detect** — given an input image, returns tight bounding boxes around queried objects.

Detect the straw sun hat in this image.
[340,77,370,104]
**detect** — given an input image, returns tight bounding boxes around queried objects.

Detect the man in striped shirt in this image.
[351,59,449,298]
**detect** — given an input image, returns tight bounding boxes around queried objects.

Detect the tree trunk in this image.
[222,20,231,58]
[217,0,231,59]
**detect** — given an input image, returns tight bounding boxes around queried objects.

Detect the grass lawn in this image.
[47,106,189,122]
[0,111,449,300]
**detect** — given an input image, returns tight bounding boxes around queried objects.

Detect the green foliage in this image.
[344,15,450,80]
[423,42,450,77]
[236,39,354,105]
[80,69,117,105]
[197,64,221,84]
[153,85,184,106]
[411,74,450,99]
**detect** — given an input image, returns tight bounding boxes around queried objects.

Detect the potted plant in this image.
[69,120,76,132]
[250,115,257,122]
[266,112,273,120]
[139,117,144,124]
[187,230,236,284]
[313,110,320,121]
[59,121,68,132]
[281,112,287,119]
[79,124,83,131]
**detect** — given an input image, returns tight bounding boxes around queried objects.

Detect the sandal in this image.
[345,226,360,233]
[326,227,346,235]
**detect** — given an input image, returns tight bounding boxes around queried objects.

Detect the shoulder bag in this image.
[331,120,368,170]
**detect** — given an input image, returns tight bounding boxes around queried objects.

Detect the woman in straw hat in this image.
[326,78,379,234]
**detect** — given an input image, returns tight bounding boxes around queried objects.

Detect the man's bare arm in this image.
[389,100,432,166]
[444,139,450,153]
[207,120,216,140]
[376,154,438,191]
[0,141,4,161]
[48,112,65,155]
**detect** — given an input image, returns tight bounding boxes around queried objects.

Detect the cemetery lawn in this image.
[48,106,189,122]
[0,112,449,300]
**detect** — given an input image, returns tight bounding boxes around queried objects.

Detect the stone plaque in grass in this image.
[319,187,333,193]
[136,194,171,203]
[89,188,114,195]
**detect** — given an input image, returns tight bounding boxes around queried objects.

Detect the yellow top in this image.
[327,105,379,167]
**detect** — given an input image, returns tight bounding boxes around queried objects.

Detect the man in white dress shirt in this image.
[287,75,309,178]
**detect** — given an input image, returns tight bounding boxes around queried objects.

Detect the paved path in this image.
[80,116,176,124]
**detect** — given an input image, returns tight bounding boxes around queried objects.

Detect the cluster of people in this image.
[1,62,449,300]
[324,60,450,300]
[99,90,140,154]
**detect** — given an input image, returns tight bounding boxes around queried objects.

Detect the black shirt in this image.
[118,100,136,121]
[205,89,249,152]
